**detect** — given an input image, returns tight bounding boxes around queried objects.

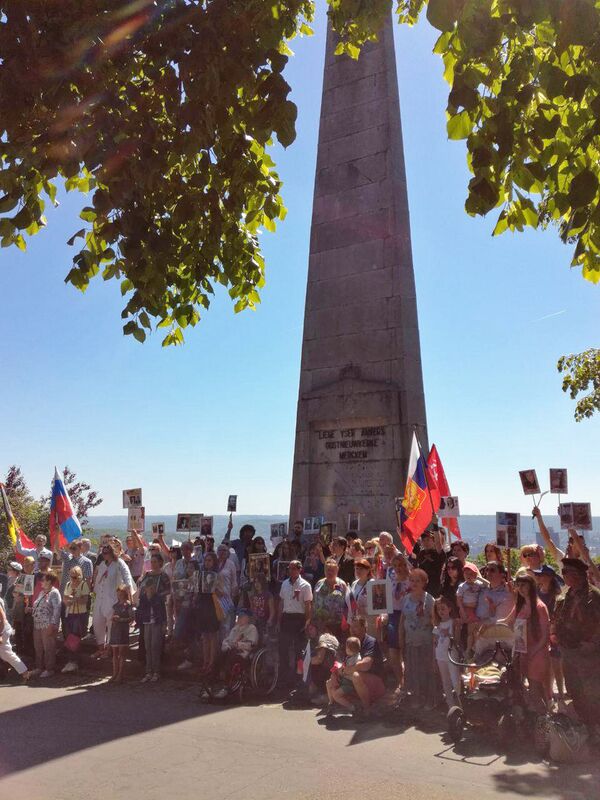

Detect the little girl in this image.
[433,597,461,708]
[456,564,486,656]
[326,636,361,709]
[109,585,133,683]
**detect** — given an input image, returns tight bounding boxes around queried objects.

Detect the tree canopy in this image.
[0,465,102,564]
[0,0,598,414]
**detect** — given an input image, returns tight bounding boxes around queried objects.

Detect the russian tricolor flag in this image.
[50,468,82,548]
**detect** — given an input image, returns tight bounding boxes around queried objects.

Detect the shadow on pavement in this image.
[0,677,235,779]
[491,765,600,800]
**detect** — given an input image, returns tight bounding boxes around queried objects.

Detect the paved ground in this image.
[0,673,597,800]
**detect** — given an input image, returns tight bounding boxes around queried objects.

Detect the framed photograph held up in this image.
[227,495,237,513]
[151,522,165,537]
[549,468,568,495]
[122,488,142,508]
[496,512,521,549]
[176,514,191,533]
[276,560,290,583]
[347,512,360,533]
[366,579,393,615]
[573,503,592,530]
[519,470,540,496]
[127,506,145,532]
[439,496,460,517]
[249,553,271,581]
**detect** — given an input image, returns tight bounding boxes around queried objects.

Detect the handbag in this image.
[64,633,81,652]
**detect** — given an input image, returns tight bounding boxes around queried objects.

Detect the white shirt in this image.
[280,576,312,614]
[217,557,238,599]
[94,558,134,616]
[434,618,455,660]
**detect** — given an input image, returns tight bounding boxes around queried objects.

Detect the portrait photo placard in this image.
[319,522,334,547]
[23,573,35,596]
[549,468,568,495]
[439,496,460,517]
[127,505,145,532]
[188,514,202,532]
[176,513,191,533]
[151,522,165,537]
[270,522,287,539]
[201,516,213,537]
[249,553,271,581]
[573,502,592,530]
[227,495,237,513]
[276,560,290,583]
[496,512,521,549]
[367,579,393,615]
[347,512,360,533]
[519,470,540,496]
[122,488,142,509]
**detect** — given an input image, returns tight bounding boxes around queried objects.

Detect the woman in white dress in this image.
[92,541,134,657]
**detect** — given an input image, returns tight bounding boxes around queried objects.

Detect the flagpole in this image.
[412,425,437,521]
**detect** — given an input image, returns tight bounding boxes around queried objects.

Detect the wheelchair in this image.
[201,632,279,703]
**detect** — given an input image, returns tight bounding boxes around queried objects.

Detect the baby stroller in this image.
[446,624,528,747]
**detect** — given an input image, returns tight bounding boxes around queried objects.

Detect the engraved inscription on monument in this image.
[315,425,387,462]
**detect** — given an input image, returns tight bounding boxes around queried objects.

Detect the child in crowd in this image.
[326,636,361,710]
[245,574,276,637]
[401,568,436,709]
[433,597,461,708]
[110,584,133,683]
[533,564,565,699]
[456,563,486,656]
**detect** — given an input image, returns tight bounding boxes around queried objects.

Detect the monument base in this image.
[290,368,412,538]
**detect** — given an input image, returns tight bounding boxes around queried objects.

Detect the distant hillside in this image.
[88,514,600,555]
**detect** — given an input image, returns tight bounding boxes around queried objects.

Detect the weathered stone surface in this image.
[289,13,428,538]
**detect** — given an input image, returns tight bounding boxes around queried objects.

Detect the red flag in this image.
[428,444,461,539]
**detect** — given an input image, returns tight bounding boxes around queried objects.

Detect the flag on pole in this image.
[49,468,82,548]
[400,432,439,552]
[428,444,462,539]
[0,482,35,561]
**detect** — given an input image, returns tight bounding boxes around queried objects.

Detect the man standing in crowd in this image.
[278,560,312,690]
[80,538,97,566]
[16,534,49,568]
[59,540,93,593]
[229,524,255,567]
[415,528,445,597]
[330,536,355,585]
[553,557,600,740]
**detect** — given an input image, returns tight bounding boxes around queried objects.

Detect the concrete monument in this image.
[289,12,428,538]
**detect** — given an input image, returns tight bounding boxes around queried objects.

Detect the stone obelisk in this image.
[289,13,428,538]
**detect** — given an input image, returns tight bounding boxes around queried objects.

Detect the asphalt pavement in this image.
[0,674,597,800]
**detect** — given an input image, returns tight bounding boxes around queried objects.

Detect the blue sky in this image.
[0,5,598,519]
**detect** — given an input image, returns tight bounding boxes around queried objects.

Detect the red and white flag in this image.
[428,444,461,539]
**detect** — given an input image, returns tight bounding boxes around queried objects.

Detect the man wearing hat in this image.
[553,558,600,735]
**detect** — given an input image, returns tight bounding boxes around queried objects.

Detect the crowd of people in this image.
[1,508,599,743]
